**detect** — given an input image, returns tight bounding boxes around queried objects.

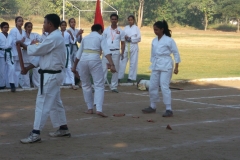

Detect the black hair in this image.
[44,14,61,29]
[91,24,102,32]
[68,18,75,24]
[153,20,172,37]
[15,16,23,23]
[0,22,9,28]
[24,22,33,29]
[128,15,135,21]
[110,13,118,20]
[60,20,67,26]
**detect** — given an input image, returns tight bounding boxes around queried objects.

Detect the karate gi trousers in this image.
[118,43,139,81]
[0,57,6,87]
[79,60,104,112]
[102,52,120,90]
[149,69,173,107]
[33,73,67,130]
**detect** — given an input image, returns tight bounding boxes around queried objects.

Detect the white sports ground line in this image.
[1,117,240,146]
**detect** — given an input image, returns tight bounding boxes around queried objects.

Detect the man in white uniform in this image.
[102,13,125,93]
[72,24,116,117]
[19,14,70,144]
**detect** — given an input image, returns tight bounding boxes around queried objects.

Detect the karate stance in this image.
[19,14,70,143]
[118,15,141,83]
[102,13,125,93]
[72,24,116,117]
[142,20,181,117]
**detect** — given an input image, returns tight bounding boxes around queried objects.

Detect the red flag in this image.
[94,0,104,30]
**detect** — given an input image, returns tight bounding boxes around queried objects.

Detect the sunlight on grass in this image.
[7,22,240,81]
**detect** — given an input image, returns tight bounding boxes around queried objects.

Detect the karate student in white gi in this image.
[0,22,15,91]
[118,15,141,83]
[102,13,125,93]
[142,20,181,117]
[9,16,25,88]
[60,21,77,90]
[19,14,70,144]
[20,22,42,88]
[67,18,83,63]
[68,18,84,86]
[72,24,116,117]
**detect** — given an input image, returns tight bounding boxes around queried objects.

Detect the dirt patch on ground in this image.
[0,81,240,160]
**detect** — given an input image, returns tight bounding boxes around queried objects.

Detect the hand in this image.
[21,37,25,42]
[16,40,23,45]
[21,67,28,75]
[78,29,84,35]
[71,67,80,79]
[120,54,124,60]
[67,30,73,36]
[110,65,116,73]
[174,68,179,74]
[30,40,39,45]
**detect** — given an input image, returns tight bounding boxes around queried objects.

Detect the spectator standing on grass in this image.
[118,15,141,83]
[102,13,125,93]
[142,20,181,117]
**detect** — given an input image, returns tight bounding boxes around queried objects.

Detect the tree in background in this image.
[188,0,216,31]
[0,0,18,19]
[221,0,240,32]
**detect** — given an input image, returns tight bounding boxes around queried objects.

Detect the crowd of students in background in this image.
[0,14,141,93]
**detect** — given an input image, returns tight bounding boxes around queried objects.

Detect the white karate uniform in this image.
[0,33,15,87]
[62,30,76,85]
[67,28,82,63]
[102,26,125,90]
[76,31,111,112]
[27,29,67,130]
[149,34,181,110]
[20,31,42,88]
[9,27,25,87]
[118,24,141,81]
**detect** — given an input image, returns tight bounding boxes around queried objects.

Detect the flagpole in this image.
[101,0,103,14]
[63,0,65,20]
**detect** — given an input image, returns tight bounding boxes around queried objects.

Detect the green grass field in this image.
[134,28,240,81]
[7,21,240,81]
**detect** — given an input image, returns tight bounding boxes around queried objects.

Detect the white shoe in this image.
[20,132,41,144]
[49,129,71,137]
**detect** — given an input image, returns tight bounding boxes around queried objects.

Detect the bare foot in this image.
[96,112,108,117]
[72,85,77,90]
[84,109,94,114]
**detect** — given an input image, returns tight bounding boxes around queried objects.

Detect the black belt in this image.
[110,49,119,51]
[38,69,61,94]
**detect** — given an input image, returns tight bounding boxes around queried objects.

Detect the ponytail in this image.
[153,20,172,37]
[162,20,171,37]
